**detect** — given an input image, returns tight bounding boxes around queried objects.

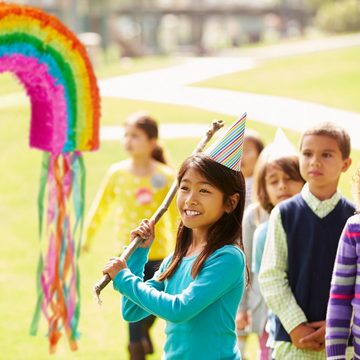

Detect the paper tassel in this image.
[30,152,85,353]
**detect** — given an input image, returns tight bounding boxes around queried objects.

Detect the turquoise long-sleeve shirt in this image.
[113,245,245,359]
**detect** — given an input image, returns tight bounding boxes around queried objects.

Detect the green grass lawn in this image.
[1,95,360,359]
[1,49,360,359]
[0,100,255,359]
[95,56,181,79]
[195,47,360,113]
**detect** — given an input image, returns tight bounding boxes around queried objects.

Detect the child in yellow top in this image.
[83,112,177,359]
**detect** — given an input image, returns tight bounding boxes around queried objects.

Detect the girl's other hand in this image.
[130,219,155,248]
[236,310,250,330]
[102,257,127,279]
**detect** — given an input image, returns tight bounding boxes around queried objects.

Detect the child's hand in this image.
[81,243,90,254]
[236,310,250,330]
[130,219,155,248]
[102,257,127,279]
[290,323,322,351]
[299,321,326,350]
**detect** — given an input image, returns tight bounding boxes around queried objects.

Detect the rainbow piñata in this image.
[0,2,101,353]
[0,2,100,153]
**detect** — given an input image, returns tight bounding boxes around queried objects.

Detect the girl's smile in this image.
[184,209,201,217]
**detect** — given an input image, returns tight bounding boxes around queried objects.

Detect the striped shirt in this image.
[326,214,360,359]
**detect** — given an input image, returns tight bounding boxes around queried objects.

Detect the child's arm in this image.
[252,222,267,274]
[114,247,245,323]
[258,206,308,340]
[104,247,168,322]
[325,218,358,358]
[236,207,256,327]
[82,166,117,252]
[121,252,169,322]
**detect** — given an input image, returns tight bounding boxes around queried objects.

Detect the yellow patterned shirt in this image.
[84,161,178,260]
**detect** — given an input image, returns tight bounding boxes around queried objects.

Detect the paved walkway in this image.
[1,34,360,148]
[101,123,211,140]
[100,33,360,149]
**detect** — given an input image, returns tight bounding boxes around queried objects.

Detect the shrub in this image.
[315,0,360,33]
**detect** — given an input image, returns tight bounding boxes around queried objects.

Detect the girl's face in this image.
[123,124,156,159]
[177,167,233,239]
[265,164,304,207]
[241,139,260,178]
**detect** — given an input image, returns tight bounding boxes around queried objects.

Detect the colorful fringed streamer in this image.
[30,152,85,353]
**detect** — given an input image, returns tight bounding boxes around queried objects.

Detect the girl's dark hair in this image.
[125,112,166,164]
[157,153,248,282]
[254,154,305,213]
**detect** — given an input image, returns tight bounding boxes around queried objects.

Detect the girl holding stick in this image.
[84,112,177,359]
[102,116,248,359]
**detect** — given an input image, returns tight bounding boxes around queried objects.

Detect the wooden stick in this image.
[93,119,224,304]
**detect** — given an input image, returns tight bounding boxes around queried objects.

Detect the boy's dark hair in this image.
[157,153,247,281]
[299,122,351,159]
[125,111,167,164]
[245,129,265,155]
[254,154,305,213]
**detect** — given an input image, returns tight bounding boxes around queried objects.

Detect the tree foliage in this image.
[315,0,360,33]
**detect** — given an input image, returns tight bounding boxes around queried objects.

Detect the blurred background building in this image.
[6,0,360,58]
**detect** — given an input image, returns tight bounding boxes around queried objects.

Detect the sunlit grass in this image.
[1,95,359,359]
[195,47,360,113]
[1,43,360,359]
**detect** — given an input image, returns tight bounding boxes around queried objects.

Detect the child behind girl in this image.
[83,112,177,359]
[252,150,305,358]
[326,166,360,359]
[252,139,305,275]
[236,130,265,358]
[237,130,305,360]
[241,130,265,209]
[102,116,248,359]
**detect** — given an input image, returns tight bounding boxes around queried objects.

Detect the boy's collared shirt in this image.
[259,183,341,359]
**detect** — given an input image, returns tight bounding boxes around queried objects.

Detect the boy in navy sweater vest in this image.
[259,122,355,359]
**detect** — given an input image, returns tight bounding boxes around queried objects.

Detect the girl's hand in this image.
[102,257,127,279]
[130,219,155,248]
[236,310,250,330]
